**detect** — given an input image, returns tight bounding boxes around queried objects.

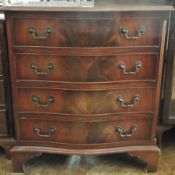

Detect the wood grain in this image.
[15,53,158,82]
[12,17,162,47]
[17,87,155,115]
[5,10,167,172]
[19,114,152,144]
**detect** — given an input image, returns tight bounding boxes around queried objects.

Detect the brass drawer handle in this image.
[31,63,54,75]
[33,127,56,138]
[116,125,137,138]
[28,27,53,40]
[120,26,145,40]
[119,61,142,75]
[117,95,140,108]
[32,95,54,108]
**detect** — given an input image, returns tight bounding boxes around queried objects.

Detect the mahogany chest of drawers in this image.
[0,15,15,158]
[4,7,169,172]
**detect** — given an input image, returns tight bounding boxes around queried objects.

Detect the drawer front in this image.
[16,54,158,82]
[17,88,154,115]
[0,81,5,105]
[19,115,152,144]
[0,110,8,136]
[13,17,161,47]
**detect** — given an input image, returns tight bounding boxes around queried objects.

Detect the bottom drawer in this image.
[19,115,152,145]
[0,110,8,136]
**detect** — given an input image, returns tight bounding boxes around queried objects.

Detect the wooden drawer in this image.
[19,115,152,144]
[0,110,8,136]
[12,17,161,47]
[17,87,154,115]
[15,54,158,82]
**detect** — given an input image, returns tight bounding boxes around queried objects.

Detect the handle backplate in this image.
[116,125,137,138]
[120,26,145,40]
[28,26,53,40]
[119,61,142,75]
[32,95,54,108]
[117,95,140,108]
[34,127,56,138]
[31,63,54,75]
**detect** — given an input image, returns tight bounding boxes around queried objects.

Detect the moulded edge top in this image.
[0,4,174,12]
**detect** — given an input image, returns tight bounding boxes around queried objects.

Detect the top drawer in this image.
[12,17,162,47]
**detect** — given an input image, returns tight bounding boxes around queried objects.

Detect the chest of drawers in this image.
[4,8,169,172]
[0,15,15,158]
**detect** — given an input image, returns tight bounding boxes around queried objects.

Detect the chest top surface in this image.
[1,0,174,12]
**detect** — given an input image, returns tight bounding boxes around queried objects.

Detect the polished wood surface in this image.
[10,145,160,172]
[5,8,168,172]
[12,17,161,47]
[15,54,158,82]
[17,87,155,115]
[19,115,152,144]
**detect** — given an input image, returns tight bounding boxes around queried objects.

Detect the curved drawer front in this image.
[19,115,152,144]
[12,17,161,47]
[17,88,154,115]
[15,54,158,82]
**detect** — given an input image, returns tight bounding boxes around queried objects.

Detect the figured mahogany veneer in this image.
[5,10,167,172]
[19,115,152,145]
[17,87,155,115]
[15,54,158,82]
[12,17,161,47]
